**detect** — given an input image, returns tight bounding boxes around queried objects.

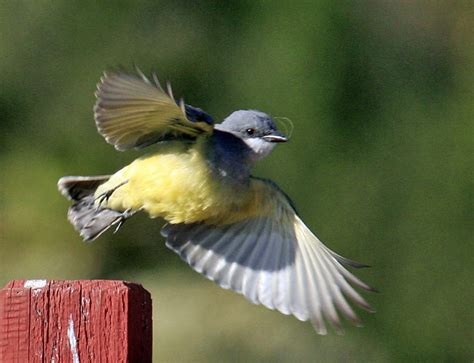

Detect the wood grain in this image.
[0,280,152,362]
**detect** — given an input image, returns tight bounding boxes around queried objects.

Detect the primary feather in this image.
[94,71,213,151]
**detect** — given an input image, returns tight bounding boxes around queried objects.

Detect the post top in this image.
[3,279,146,291]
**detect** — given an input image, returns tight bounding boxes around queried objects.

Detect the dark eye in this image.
[246,128,255,135]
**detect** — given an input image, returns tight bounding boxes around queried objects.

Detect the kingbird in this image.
[58,70,375,334]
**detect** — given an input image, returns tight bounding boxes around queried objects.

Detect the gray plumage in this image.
[58,176,126,241]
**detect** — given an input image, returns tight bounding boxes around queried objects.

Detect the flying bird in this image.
[58,69,375,334]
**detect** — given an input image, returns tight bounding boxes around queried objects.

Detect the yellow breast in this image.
[95,139,269,225]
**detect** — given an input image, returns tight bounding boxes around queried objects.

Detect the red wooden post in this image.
[0,280,152,362]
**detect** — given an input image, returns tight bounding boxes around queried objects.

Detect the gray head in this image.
[215,110,288,160]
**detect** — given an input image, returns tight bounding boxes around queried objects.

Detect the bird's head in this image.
[215,110,288,161]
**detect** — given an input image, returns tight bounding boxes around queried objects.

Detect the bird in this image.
[58,69,375,335]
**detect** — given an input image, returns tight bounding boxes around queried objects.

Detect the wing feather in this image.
[161,181,375,334]
[268,220,289,313]
[94,70,213,151]
[302,225,343,333]
[223,218,265,293]
[262,206,293,313]
[241,218,272,303]
[295,222,328,333]
[318,248,362,326]
[277,222,296,316]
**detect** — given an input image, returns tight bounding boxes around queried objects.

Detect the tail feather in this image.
[58,175,124,241]
[68,195,124,241]
[58,175,111,201]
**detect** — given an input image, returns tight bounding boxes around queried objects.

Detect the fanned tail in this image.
[58,176,126,241]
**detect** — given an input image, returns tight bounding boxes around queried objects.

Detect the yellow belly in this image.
[95,140,270,224]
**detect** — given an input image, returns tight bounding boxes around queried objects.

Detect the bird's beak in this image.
[262,131,288,143]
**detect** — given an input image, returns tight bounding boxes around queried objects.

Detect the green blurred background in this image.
[0,1,472,362]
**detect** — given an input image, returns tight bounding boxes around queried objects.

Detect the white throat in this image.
[243,138,276,161]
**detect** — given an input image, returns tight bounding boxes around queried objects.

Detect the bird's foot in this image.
[112,208,137,234]
[95,180,128,208]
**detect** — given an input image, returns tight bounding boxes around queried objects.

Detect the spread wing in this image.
[94,70,214,151]
[162,179,375,334]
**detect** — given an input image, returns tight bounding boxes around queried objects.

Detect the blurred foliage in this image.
[0,1,472,362]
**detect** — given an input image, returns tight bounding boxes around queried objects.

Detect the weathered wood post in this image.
[0,280,152,362]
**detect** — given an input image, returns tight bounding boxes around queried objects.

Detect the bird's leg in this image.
[112,208,138,234]
[95,180,128,208]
